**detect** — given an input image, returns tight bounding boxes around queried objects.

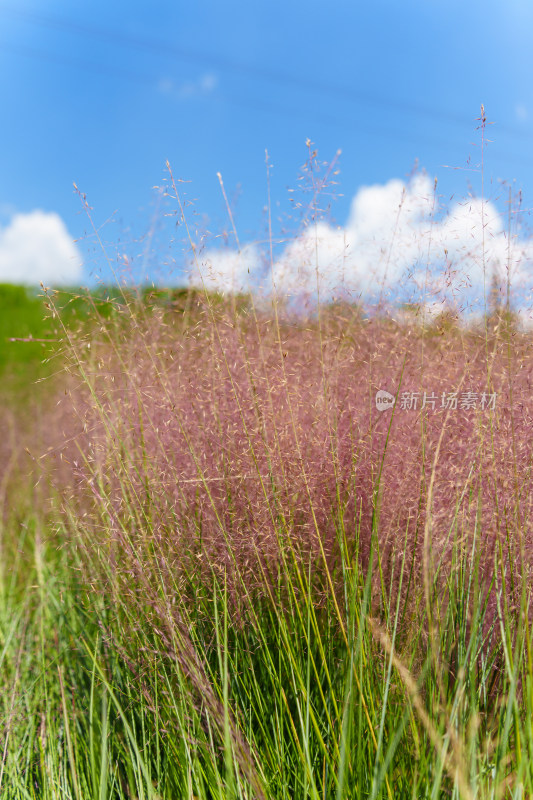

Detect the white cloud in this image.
[273,174,436,300]
[194,172,533,313]
[188,242,261,294]
[199,73,218,93]
[157,72,219,100]
[516,102,528,121]
[0,210,82,286]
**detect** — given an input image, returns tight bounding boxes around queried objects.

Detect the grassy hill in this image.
[0,283,57,391]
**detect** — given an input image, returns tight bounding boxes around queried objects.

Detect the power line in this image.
[2,36,533,172]
[2,2,529,143]
[0,40,155,85]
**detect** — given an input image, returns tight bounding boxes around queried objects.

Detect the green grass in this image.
[0,283,58,394]
[1,284,532,798]
[0,283,128,398]
[0,282,175,393]
[0,499,530,798]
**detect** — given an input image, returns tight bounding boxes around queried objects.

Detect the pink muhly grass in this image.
[59,292,533,637]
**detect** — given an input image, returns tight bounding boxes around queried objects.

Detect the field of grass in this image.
[1,269,533,799]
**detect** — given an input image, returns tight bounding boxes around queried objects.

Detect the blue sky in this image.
[1,0,533,302]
